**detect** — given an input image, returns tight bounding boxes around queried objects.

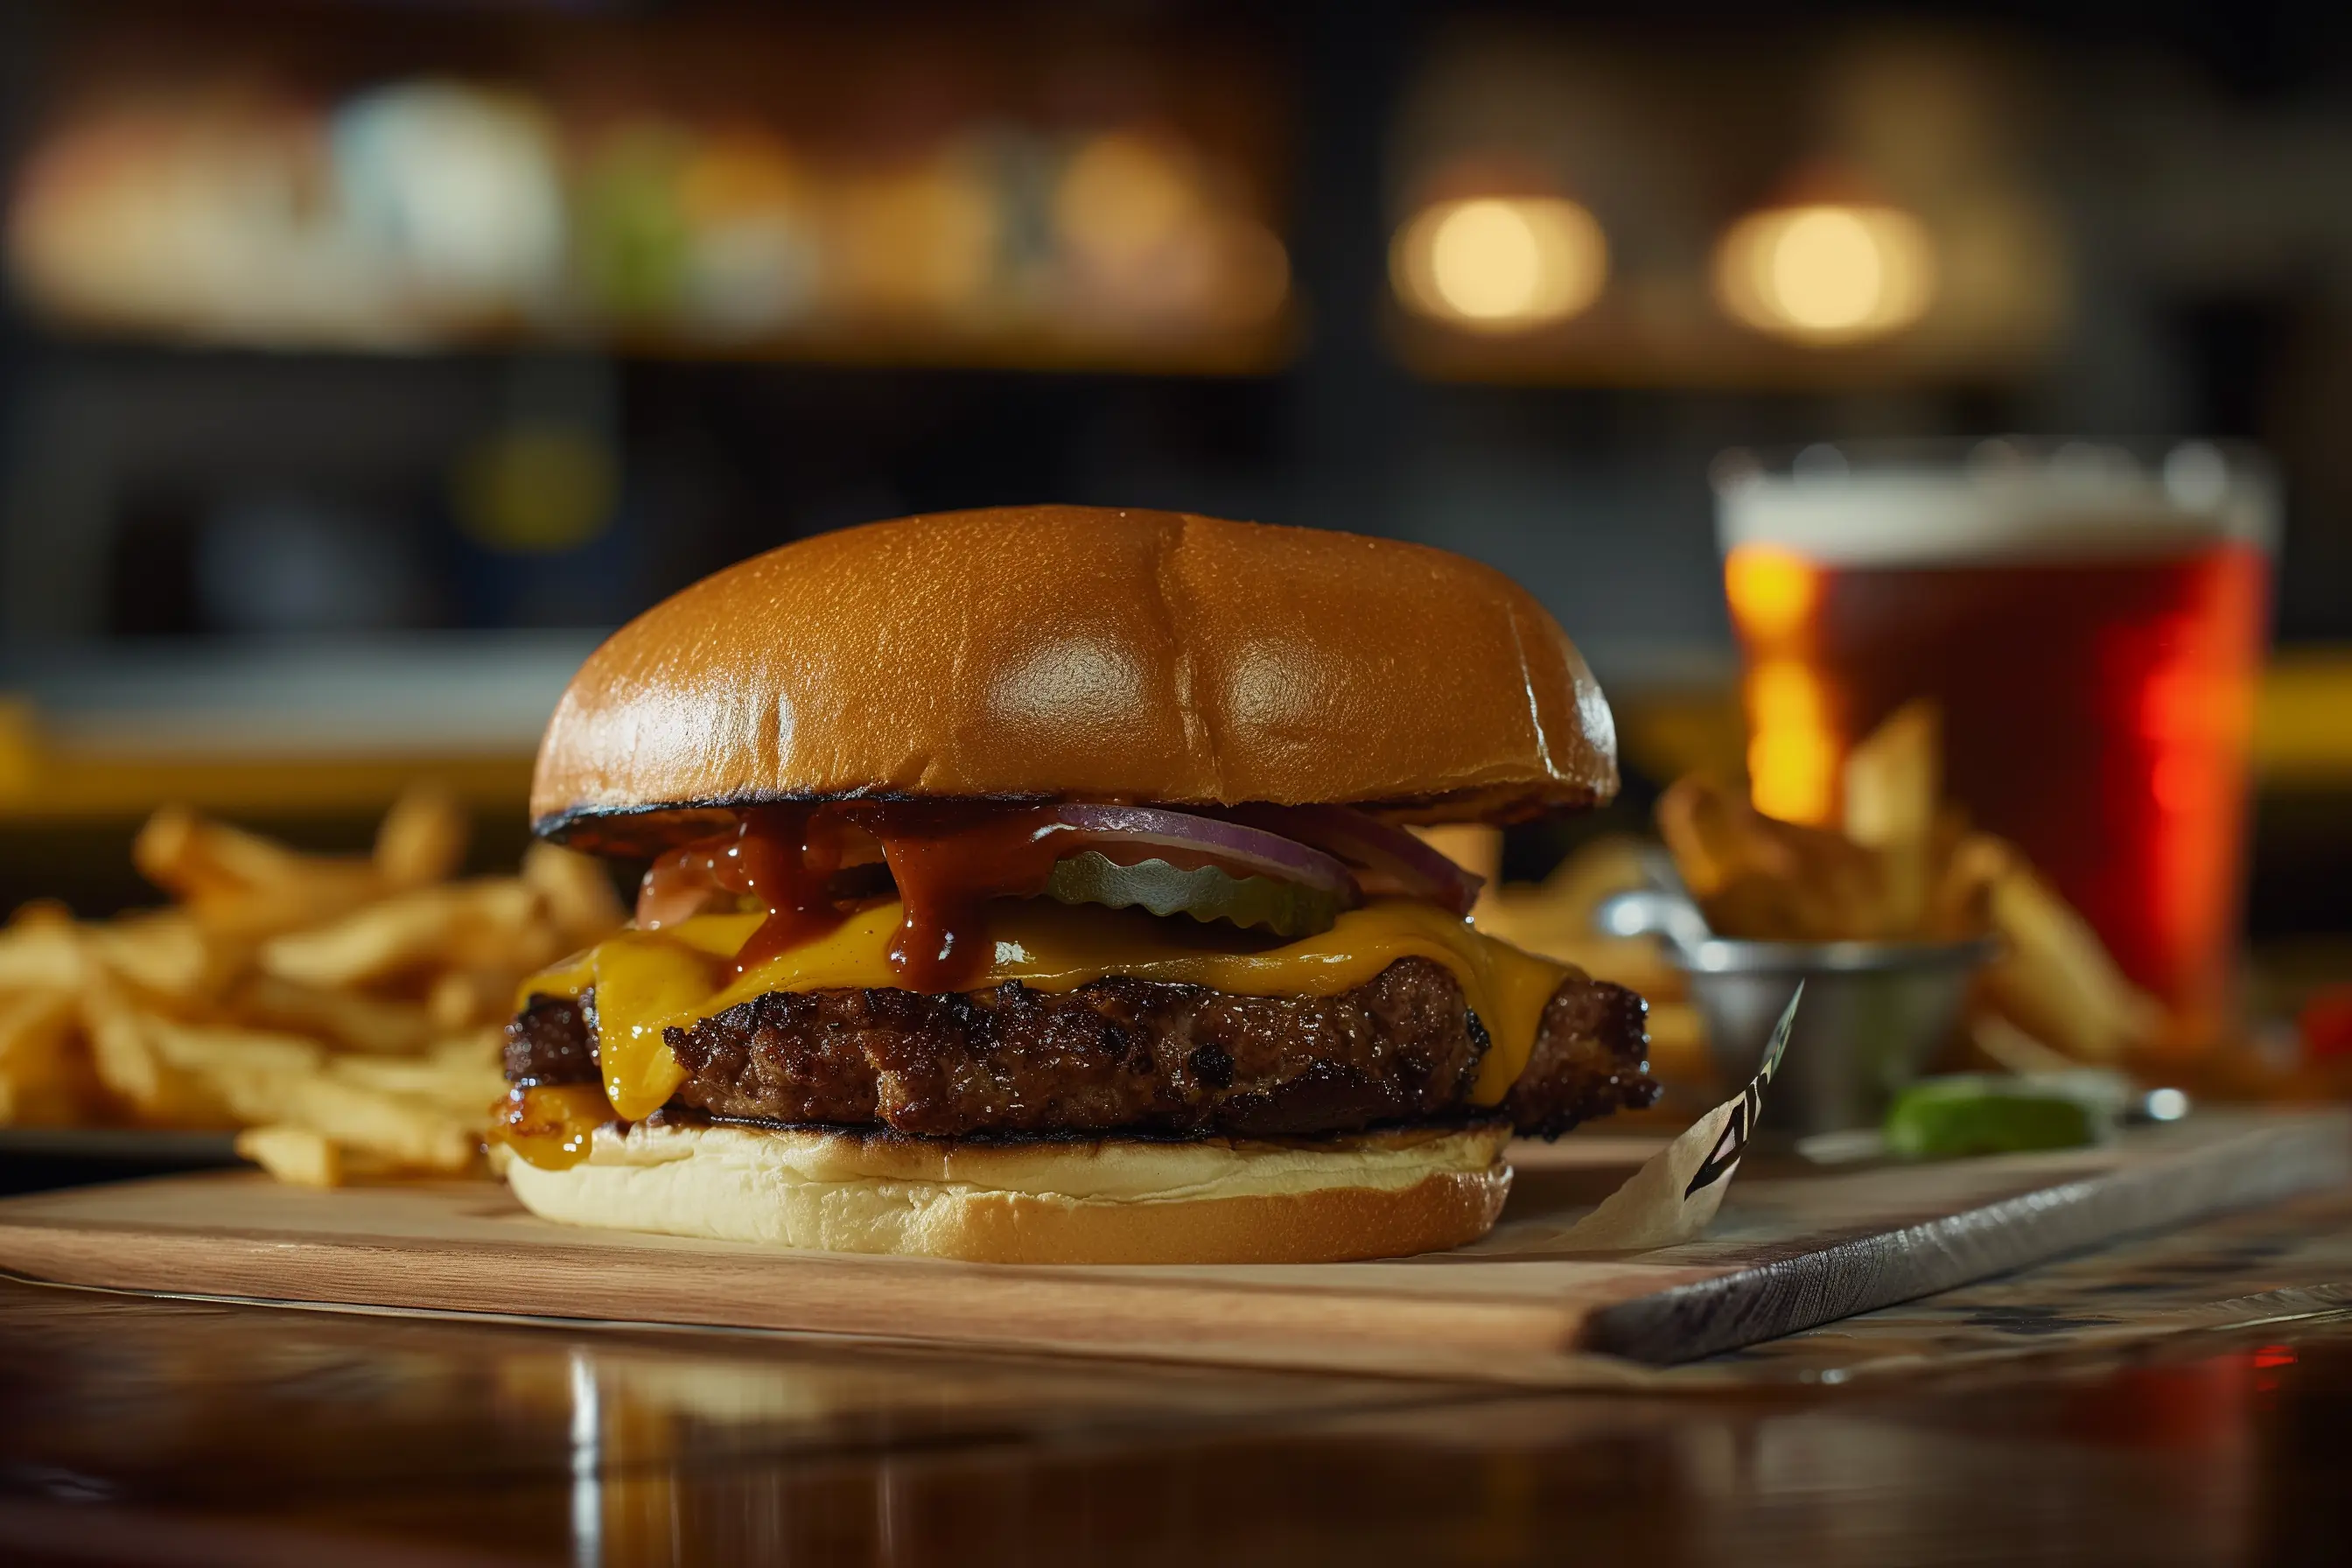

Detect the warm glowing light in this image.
[1713,203,1935,344]
[1746,659,1837,823]
[1055,133,1202,272]
[1052,133,1289,327]
[1728,546,1835,821]
[1724,545,1820,645]
[1391,196,1606,332]
[831,155,1001,316]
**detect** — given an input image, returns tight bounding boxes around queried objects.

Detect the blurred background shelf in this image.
[0,631,593,764]
[0,633,579,822]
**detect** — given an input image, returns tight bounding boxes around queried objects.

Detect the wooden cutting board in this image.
[0,1109,2342,1386]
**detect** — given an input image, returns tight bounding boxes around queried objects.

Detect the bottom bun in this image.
[502,1119,1514,1264]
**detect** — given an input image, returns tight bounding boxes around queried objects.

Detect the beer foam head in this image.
[1716,442,2278,565]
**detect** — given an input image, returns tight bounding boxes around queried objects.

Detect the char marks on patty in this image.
[506,960,1655,1140]
[1504,979,1656,1138]
[665,957,1490,1138]
[506,992,598,1087]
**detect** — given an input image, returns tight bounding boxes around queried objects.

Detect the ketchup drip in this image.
[732,807,856,971]
[637,807,857,974]
[856,807,1064,990]
[635,803,1074,991]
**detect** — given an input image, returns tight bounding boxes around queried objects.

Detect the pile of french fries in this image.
[0,788,623,1185]
[1658,702,2165,1066]
[1475,702,2166,1084]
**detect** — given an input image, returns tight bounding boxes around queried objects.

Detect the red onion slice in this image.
[1043,804,1361,904]
[1220,804,1483,916]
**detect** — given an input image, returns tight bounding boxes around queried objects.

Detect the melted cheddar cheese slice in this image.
[519,898,1572,1124]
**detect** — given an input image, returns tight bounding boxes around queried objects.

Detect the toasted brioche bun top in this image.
[532,505,1614,847]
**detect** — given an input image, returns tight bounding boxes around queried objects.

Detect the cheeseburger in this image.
[494,505,1656,1264]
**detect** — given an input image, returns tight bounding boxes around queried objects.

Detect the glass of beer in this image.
[1714,440,2276,1049]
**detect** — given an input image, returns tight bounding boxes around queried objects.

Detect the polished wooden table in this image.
[4,1254,2351,1567]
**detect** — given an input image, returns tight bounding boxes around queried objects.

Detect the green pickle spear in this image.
[1883,1074,2121,1159]
[1043,851,1343,939]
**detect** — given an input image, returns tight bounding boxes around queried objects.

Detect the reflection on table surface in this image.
[2,1267,2348,1566]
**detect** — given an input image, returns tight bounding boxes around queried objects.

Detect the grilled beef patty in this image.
[506,958,1655,1140]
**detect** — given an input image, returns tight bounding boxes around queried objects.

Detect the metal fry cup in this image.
[1600,889,1997,1139]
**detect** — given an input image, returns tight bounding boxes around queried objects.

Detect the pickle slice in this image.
[1042,852,1342,939]
[1883,1075,2112,1158]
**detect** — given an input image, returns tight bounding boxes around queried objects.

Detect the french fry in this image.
[136,1017,479,1170]
[1980,851,2164,1063]
[330,1045,506,1116]
[141,1016,326,1127]
[74,976,233,1128]
[261,878,566,990]
[1968,1011,2080,1076]
[233,974,437,1056]
[1844,702,1941,933]
[1843,702,1941,844]
[0,990,93,1125]
[276,1074,481,1172]
[455,879,569,975]
[4,906,225,1017]
[426,970,512,1032]
[84,911,224,1005]
[258,886,461,988]
[1926,830,2007,942]
[375,783,469,891]
[1657,773,1896,941]
[430,1029,506,1071]
[235,1125,344,1187]
[136,804,387,939]
[133,804,305,898]
[522,842,627,948]
[236,1124,459,1187]
[0,907,88,992]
